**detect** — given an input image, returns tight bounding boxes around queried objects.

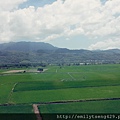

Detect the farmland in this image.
[0,64,120,119]
[38,100,120,113]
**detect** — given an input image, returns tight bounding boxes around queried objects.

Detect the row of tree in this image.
[0,63,47,69]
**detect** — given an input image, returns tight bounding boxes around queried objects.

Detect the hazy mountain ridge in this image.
[0,42,120,64]
[0,41,57,52]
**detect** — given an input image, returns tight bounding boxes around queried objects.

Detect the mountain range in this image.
[0,41,57,52]
[0,41,120,65]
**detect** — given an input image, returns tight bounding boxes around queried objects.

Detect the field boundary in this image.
[0,97,120,107]
[8,82,18,102]
[37,97,120,105]
[67,72,76,80]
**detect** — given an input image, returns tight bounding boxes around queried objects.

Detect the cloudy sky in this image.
[0,0,120,50]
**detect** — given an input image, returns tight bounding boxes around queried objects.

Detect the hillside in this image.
[0,42,120,65]
[0,41,57,52]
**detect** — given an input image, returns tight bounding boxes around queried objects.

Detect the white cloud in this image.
[0,0,120,49]
[0,0,27,11]
[89,38,120,50]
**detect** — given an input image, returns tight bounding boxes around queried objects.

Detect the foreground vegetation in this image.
[39,100,120,113]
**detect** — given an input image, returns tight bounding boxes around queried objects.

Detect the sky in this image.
[0,0,120,50]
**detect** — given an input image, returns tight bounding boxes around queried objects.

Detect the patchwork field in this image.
[0,64,120,119]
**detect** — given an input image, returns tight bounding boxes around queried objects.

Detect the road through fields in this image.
[33,104,42,120]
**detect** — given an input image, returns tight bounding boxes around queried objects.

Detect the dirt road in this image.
[33,104,42,120]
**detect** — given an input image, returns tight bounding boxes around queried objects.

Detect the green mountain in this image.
[0,41,57,52]
[0,42,120,65]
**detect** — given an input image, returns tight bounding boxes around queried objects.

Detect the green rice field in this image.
[0,64,120,119]
[39,100,120,113]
